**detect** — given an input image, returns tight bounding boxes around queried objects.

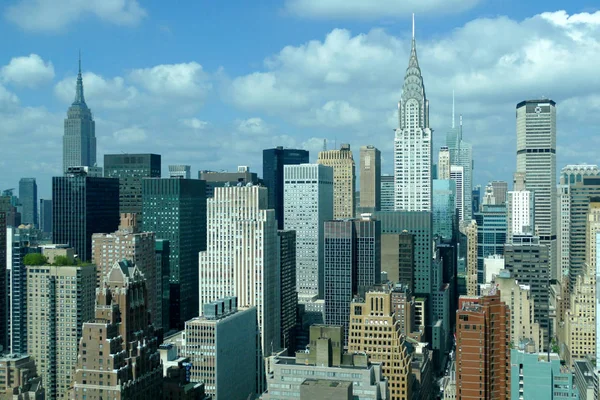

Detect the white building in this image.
[450,165,464,222]
[438,147,450,180]
[506,190,534,244]
[198,185,280,393]
[168,164,191,179]
[483,255,505,284]
[284,164,333,301]
[394,18,432,212]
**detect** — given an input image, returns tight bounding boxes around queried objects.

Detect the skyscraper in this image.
[142,178,206,329]
[199,166,260,198]
[39,199,52,233]
[263,147,309,229]
[317,143,356,219]
[380,175,395,211]
[381,231,414,290]
[104,153,161,217]
[474,204,507,283]
[52,169,120,261]
[278,230,298,353]
[432,179,456,240]
[359,145,381,212]
[506,173,534,243]
[450,165,465,222]
[394,17,431,212]
[284,164,334,301]
[18,178,37,226]
[516,99,557,279]
[0,212,5,353]
[447,113,474,221]
[63,56,96,173]
[438,147,450,180]
[490,181,508,205]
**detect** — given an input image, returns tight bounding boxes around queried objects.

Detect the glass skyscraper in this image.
[18,178,37,226]
[432,179,456,240]
[474,204,507,283]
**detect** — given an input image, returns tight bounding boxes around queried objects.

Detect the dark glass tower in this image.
[142,178,206,330]
[278,230,297,354]
[39,199,52,233]
[19,178,37,226]
[104,153,161,217]
[52,170,120,261]
[263,147,309,229]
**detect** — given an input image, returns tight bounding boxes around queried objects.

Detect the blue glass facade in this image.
[474,204,507,283]
[432,179,456,240]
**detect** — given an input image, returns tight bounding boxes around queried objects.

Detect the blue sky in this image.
[1,0,600,199]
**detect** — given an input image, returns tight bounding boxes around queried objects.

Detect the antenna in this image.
[452,90,455,129]
[78,49,81,74]
[412,13,415,39]
[322,139,327,152]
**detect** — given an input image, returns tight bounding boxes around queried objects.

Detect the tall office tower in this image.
[63,57,96,173]
[18,178,37,226]
[474,204,507,283]
[381,231,414,290]
[263,325,388,400]
[284,164,334,301]
[349,289,413,400]
[92,219,161,329]
[597,231,600,369]
[359,145,381,212]
[447,114,474,221]
[72,260,163,400]
[262,147,309,229]
[504,236,550,351]
[185,299,257,399]
[278,230,298,353]
[26,261,96,399]
[472,185,481,215]
[374,211,432,296]
[168,164,191,179]
[506,173,534,243]
[516,99,557,280]
[198,185,279,392]
[323,216,380,343]
[39,199,52,233]
[438,146,450,180]
[380,174,395,211]
[450,165,465,222]
[394,18,431,212]
[104,153,161,218]
[0,212,5,352]
[142,178,206,329]
[432,179,456,240]
[199,166,260,198]
[317,143,356,219]
[490,181,508,205]
[456,291,510,400]
[52,169,120,261]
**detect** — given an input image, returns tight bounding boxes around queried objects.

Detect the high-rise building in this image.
[374,211,432,296]
[461,220,478,296]
[318,143,356,219]
[490,181,508,206]
[349,289,413,400]
[284,164,334,301]
[262,147,309,229]
[381,175,395,211]
[63,57,96,173]
[438,146,450,180]
[72,260,163,399]
[185,298,257,399]
[155,239,171,333]
[168,164,191,179]
[198,186,279,392]
[472,185,481,215]
[39,199,52,233]
[26,260,96,399]
[456,291,510,400]
[0,354,44,399]
[199,166,260,198]
[324,216,380,343]
[18,178,37,226]
[506,173,534,243]
[381,231,414,290]
[359,145,381,212]
[447,114,474,221]
[516,99,557,280]
[142,178,206,329]
[432,179,456,240]
[596,231,600,369]
[52,170,120,261]
[474,204,507,283]
[0,212,5,353]
[92,217,162,329]
[450,165,465,222]
[394,18,431,212]
[504,236,550,351]
[104,153,161,218]
[278,230,298,353]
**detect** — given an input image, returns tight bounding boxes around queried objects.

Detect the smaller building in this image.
[198,166,260,197]
[300,380,352,400]
[573,359,595,400]
[0,354,45,399]
[168,165,191,179]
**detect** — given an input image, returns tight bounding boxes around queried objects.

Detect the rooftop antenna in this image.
[412,13,415,39]
[452,90,455,129]
[78,49,81,74]
[323,139,327,152]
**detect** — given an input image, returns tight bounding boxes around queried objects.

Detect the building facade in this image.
[438,147,450,180]
[168,165,191,179]
[381,232,414,290]
[381,175,395,212]
[506,187,534,243]
[278,230,298,353]
[18,178,37,226]
[39,199,52,233]
[318,143,356,219]
[359,145,382,212]
[474,204,507,284]
[0,212,5,352]
[432,179,456,240]
[0,354,44,399]
[446,117,473,221]
[199,166,260,198]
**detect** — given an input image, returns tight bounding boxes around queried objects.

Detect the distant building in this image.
[161,351,208,400]
[474,204,507,284]
[381,231,414,290]
[450,165,465,222]
[483,255,504,284]
[168,165,191,179]
[262,147,309,229]
[0,212,5,352]
[278,230,298,353]
[432,179,456,240]
[489,181,508,205]
[18,178,37,226]
[318,143,356,219]
[506,181,534,243]
[446,114,473,221]
[460,220,478,296]
[359,145,381,212]
[39,199,52,233]
[199,165,260,198]
[438,147,450,180]
[573,359,595,400]
[0,354,44,399]
[380,175,395,212]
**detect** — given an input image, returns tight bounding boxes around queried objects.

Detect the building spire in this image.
[412,13,415,39]
[408,14,419,69]
[73,51,86,106]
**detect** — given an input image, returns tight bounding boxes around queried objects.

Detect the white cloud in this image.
[1,54,55,88]
[0,84,19,107]
[129,62,211,98]
[229,72,309,111]
[237,117,270,134]
[180,118,208,130]
[5,0,146,32]
[314,101,362,127]
[284,0,480,19]
[112,126,147,145]
[54,72,138,109]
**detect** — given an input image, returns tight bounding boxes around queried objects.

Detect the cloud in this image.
[5,0,146,32]
[180,118,208,130]
[1,54,55,88]
[237,117,270,134]
[0,84,19,108]
[129,62,211,98]
[55,72,138,109]
[284,0,480,19]
[112,126,147,145]
[314,101,362,127]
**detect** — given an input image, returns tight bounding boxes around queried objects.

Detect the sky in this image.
[1,0,600,199]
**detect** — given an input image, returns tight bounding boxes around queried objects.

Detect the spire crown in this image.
[73,52,86,106]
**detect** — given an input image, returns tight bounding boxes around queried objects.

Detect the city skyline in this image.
[1,2,599,197]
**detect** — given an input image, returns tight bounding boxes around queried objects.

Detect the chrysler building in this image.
[394,16,432,211]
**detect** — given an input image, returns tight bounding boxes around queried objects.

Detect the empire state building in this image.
[63,57,96,173]
[394,16,432,212]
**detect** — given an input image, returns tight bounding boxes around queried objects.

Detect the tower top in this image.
[72,51,87,106]
[412,13,415,39]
